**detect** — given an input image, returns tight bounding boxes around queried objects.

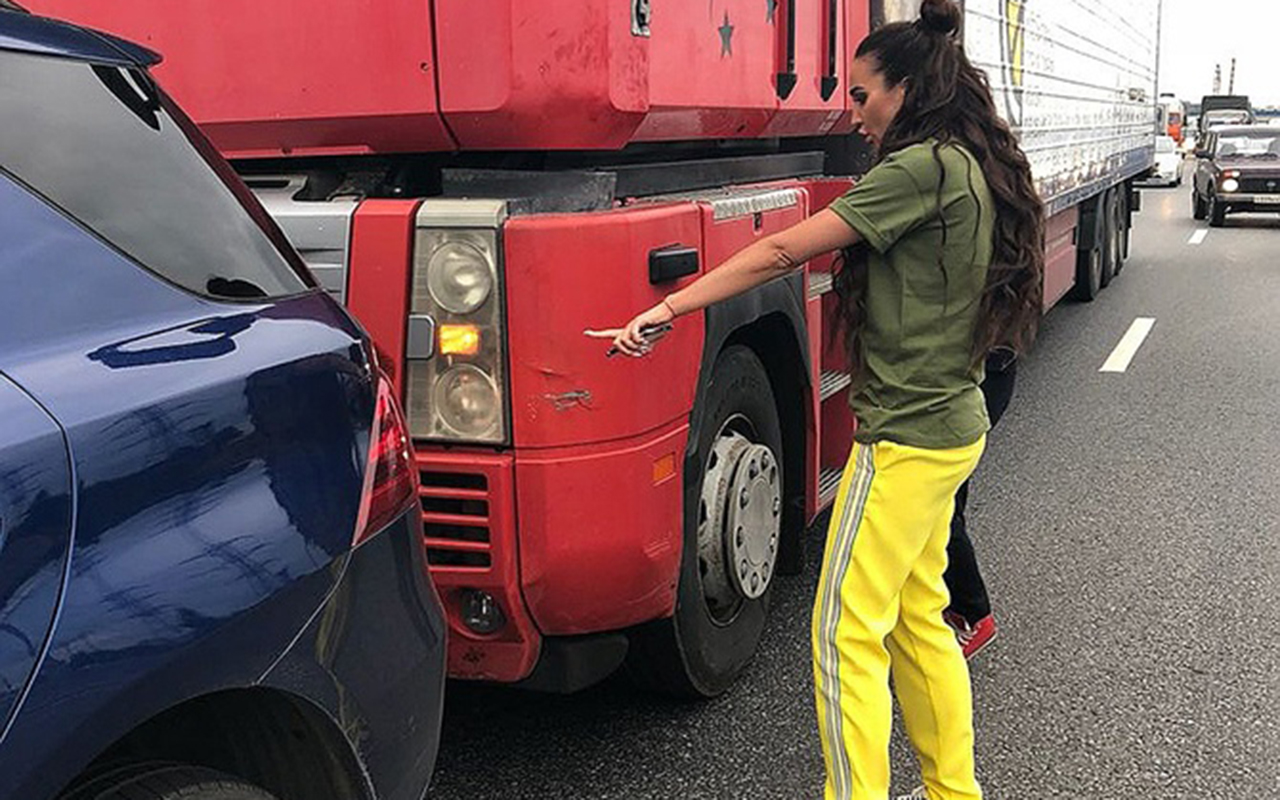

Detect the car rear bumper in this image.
[261,508,447,800]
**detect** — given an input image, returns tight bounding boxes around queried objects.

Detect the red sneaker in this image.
[943,611,998,661]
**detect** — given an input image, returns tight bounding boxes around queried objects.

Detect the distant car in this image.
[1141,135,1183,186]
[1192,125,1280,226]
[1202,109,1252,131]
[0,9,446,800]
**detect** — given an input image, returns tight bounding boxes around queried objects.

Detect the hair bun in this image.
[918,0,961,36]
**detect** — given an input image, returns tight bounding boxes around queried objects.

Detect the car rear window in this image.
[0,49,312,300]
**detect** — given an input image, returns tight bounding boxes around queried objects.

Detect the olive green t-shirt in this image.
[828,140,994,449]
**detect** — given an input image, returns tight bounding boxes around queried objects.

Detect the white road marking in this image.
[1100,317,1157,373]
[1188,229,1208,245]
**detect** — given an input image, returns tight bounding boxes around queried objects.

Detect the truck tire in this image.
[1208,193,1227,227]
[63,763,278,800]
[1072,234,1102,302]
[627,345,782,699]
[1116,184,1132,271]
[1099,189,1121,288]
[1193,190,1208,220]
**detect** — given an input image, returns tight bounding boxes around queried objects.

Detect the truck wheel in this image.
[64,763,278,800]
[1072,238,1102,302]
[1116,184,1132,268]
[627,345,782,699]
[1208,193,1227,227]
[1100,189,1121,288]
[1193,191,1208,220]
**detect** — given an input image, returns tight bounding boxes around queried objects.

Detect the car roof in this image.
[0,7,159,67]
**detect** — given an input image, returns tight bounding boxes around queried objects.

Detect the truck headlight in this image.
[1222,178,1240,192]
[408,200,509,445]
[434,364,501,437]
[428,241,494,314]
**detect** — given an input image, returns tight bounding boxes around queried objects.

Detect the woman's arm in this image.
[587,209,861,356]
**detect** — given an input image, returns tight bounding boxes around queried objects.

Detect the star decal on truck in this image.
[719,11,734,57]
[767,0,778,23]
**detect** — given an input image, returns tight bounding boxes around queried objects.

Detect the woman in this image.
[590,1,1043,797]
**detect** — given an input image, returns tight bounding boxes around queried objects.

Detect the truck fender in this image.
[684,271,812,570]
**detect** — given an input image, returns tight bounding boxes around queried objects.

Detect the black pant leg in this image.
[943,358,1018,624]
[945,479,990,622]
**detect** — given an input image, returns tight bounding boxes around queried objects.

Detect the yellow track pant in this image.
[812,436,986,800]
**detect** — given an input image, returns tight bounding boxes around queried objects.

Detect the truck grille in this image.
[248,176,356,304]
[421,470,492,568]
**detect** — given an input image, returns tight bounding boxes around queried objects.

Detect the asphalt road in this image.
[427,162,1280,799]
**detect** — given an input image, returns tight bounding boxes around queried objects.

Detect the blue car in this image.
[0,9,446,800]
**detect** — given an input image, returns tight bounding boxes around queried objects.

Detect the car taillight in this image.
[352,371,420,548]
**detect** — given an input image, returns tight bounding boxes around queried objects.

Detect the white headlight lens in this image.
[434,365,500,437]
[427,241,493,314]
[1222,178,1240,192]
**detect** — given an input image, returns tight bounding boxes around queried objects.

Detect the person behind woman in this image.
[943,348,1016,660]
[589,1,1043,796]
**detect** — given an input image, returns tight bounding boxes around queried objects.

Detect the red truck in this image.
[31,0,1159,697]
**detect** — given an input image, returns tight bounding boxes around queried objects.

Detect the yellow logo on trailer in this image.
[1002,0,1027,127]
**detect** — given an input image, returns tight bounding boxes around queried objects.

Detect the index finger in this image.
[584,328,625,339]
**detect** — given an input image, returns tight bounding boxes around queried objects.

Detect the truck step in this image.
[819,370,852,402]
[818,466,843,509]
[808,270,834,300]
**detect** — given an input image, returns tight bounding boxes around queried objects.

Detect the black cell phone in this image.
[606,322,674,357]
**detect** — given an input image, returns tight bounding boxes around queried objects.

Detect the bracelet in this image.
[661,297,679,319]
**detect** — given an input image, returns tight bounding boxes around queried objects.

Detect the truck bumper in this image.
[418,419,688,684]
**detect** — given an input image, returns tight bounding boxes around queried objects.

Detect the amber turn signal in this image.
[439,324,481,356]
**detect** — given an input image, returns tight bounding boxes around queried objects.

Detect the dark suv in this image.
[0,10,445,800]
[1192,125,1280,226]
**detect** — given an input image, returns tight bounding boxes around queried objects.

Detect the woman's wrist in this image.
[661,296,680,320]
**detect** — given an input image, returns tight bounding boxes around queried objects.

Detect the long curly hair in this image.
[834,0,1044,377]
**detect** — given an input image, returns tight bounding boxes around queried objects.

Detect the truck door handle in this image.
[649,244,700,284]
[776,0,798,100]
[820,0,839,101]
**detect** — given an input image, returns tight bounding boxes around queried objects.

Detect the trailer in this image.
[29,0,1158,696]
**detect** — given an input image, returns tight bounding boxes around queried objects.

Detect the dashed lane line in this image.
[1188,229,1208,245]
[1100,317,1157,373]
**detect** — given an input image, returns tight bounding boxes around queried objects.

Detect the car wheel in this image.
[1209,194,1227,227]
[62,763,278,800]
[1193,190,1208,220]
[626,345,781,699]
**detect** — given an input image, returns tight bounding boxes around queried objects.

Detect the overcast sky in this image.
[1160,0,1277,107]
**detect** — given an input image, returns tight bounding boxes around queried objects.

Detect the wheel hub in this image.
[698,429,782,618]
[725,444,781,600]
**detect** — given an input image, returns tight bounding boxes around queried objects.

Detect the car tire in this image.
[1209,193,1227,227]
[626,345,782,699]
[1193,191,1208,220]
[62,763,278,800]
